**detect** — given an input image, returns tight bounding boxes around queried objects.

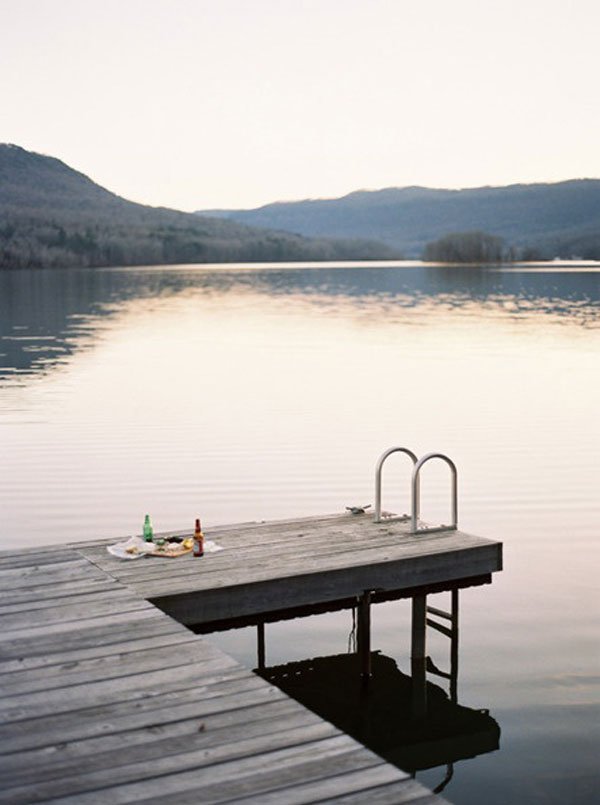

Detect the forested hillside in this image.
[199,181,600,259]
[0,145,397,268]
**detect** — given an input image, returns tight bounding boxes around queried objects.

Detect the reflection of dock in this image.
[0,450,502,801]
[258,652,500,792]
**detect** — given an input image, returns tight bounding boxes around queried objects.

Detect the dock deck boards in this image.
[0,511,503,803]
[79,513,502,625]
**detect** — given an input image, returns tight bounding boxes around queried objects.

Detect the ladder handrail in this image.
[411,452,458,534]
[374,446,419,523]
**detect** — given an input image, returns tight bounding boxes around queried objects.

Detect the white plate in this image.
[107,536,154,560]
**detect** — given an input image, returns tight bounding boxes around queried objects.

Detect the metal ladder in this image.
[425,589,459,703]
[374,445,458,534]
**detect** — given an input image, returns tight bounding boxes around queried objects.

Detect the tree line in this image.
[422,229,600,262]
[0,208,398,269]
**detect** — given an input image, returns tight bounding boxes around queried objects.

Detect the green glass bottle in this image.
[143,514,154,542]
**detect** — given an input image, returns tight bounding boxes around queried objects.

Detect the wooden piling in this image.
[411,593,428,718]
[450,588,459,702]
[357,591,372,679]
[257,621,266,670]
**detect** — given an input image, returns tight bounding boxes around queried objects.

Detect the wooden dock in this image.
[0,512,502,803]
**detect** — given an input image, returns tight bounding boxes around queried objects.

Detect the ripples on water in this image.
[1,262,599,804]
[1,263,599,381]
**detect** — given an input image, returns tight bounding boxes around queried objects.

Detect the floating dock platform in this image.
[0,510,501,803]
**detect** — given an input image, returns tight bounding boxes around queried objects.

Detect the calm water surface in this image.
[1,262,599,803]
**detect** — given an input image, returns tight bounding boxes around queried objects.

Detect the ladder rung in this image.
[428,667,451,680]
[426,656,451,679]
[426,605,452,621]
[426,618,453,639]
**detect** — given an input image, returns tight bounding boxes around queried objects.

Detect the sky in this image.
[2,0,600,211]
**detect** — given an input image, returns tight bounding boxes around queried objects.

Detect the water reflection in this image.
[258,651,500,794]
[1,263,598,382]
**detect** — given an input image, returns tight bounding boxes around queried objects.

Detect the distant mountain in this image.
[198,181,600,259]
[0,145,398,268]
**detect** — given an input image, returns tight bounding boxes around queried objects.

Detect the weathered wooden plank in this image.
[90,520,429,576]
[0,539,120,559]
[322,778,447,804]
[0,669,272,753]
[124,545,501,611]
[90,526,501,597]
[0,628,198,675]
[0,636,226,694]
[0,696,303,777]
[5,736,379,804]
[131,764,415,805]
[0,599,156,635]
[65,537,140,550]
[186,533,501,592]
[0,548,84,569]
[0,512,493,805]
[0,606,164,647]
[79,518,386,573]
[0,555,100,576]
[76,515,344,565]
[80,516,499,585]
[214,764,417,805]
[214,516,486,563]
[3,702,339,797]
[149,544,502,625]
[0,615,183,662]
[0,560,109,591]
[0,651,240,723]
[0,577,123,609]
[0,587,146,618]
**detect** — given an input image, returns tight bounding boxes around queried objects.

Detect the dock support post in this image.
[257,622,266,670]
[357,591,372,679]
[450,589,459,702]
[411,594,427,718]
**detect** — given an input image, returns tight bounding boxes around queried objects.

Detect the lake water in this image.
[1,262,598,803]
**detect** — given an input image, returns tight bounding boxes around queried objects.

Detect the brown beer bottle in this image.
[193,518,204,557]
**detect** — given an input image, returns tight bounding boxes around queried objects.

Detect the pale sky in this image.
[2,0,600,210]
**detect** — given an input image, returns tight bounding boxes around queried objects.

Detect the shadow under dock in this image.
[258,651,500,793]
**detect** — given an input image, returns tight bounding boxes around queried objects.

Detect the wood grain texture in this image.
[78,514,501,625]
[0,510,496,803]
